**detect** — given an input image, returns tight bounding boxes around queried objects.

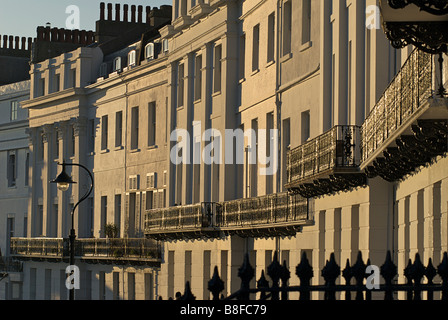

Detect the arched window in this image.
[145,43,155,60]
[99,62,108,77]
[113,57,122,71]
[128,50,136,66]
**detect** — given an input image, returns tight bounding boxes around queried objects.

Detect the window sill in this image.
[251,68,260,76]
[7,185,17,190]
[212,90,221,97]
[280,52,292,63]
[147,145,158,151]
[177,105,184,111]
[130,148,140,153]
[266,60,275,68]
[100,148,110,154]
[194,98,202,104]
[114,145,124,151]
[300,41,312,52]
[239,77,246,84]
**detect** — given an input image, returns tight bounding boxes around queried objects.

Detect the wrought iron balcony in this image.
[361,49,448,182]
[285,125,366,198]
[144,192,312,240]
[380,0,448,54]
[10,237,162,266]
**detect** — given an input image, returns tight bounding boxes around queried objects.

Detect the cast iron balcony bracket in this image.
[388,0,448,15]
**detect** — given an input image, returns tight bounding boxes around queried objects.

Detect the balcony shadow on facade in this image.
[144,193,313,241]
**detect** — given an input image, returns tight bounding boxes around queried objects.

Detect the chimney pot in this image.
[80,30,87,45]
[51,28,59,42]
[100,2,105,20]
[138,5,143,23]
[73,29,80,44]
[123,4,129,22]
[9,36,13,49]
[65,30,72,43]
[58,28,65,42]
[146,6,151,24]
[115,4,120,21]
[131,5,136,23]
[14,36,19,50]
[107,3,113,21]
[21,37,26,50]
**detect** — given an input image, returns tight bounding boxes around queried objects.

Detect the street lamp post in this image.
[51,161,94,300]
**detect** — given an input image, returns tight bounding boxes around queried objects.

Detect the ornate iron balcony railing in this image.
[10,237,162,264]
[10,237,67,257]
[388,0,448,16]
[144,192,310,239]
[361,49,433,164]
[360,48,448,182]
[285,125,365,198]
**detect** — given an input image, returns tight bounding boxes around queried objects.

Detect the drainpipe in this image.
[275,0,282,257]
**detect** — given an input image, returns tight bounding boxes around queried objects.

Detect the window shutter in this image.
[163,170,167,187]
[142,191,146,213]
[136,192,141,235]
[158,190,164,209]
[124,193,130,237]
[153,190,159,209]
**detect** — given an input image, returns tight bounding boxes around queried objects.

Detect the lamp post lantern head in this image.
[51,163,76,192]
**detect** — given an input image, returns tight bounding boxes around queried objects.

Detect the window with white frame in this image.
[162,39,169,53]
[10,101,18,121]
[113,57,122,72]
[145,43,155,60]
[128,50,136,66]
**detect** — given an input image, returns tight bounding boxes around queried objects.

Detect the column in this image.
[72,117,88,238]
[180,53,194,206]
[56,121,70,238]
[26,128,38,237]
[199,43,213,203]
[42,124,54,237]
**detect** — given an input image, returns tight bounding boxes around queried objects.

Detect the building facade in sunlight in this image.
[3,0,447,300]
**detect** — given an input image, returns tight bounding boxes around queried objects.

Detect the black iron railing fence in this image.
[10,237,161,260]
[171,250,448,301]
[144,192,309,232]
[360,48,433,163]
[287,125,361,185]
